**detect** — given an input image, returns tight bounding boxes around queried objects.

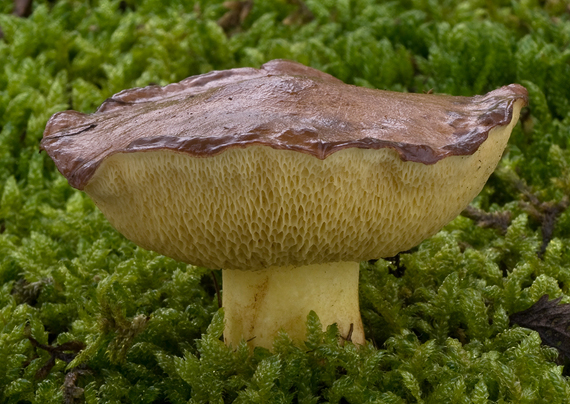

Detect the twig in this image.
[28,337,85,379]
[461,205,512,235]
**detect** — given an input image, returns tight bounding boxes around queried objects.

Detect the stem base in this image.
[222,261,364,349]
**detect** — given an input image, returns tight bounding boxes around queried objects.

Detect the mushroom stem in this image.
[222,261,365,349]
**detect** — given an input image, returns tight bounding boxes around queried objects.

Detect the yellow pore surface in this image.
[84,103,521,270]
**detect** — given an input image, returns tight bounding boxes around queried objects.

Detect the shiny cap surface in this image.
[41,59,528,190]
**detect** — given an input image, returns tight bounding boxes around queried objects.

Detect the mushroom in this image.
[40,59,528,349]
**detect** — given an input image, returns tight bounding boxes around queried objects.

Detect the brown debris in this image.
[217,0,253,34]
[283,0,314,25]
[385,252,408,278]
[514,179,570,257]
[461,205,512,235]
[211,270,222,308]
[524,196,569,258]
[340,323,354,344]
[13,0,33,18]
[103,313,150,363]
[63,367,91,404]
[11,278,53,306]
[495,166,570,257]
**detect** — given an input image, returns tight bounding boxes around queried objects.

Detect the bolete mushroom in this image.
[40,59,528,349]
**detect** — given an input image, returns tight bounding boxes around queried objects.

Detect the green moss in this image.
[1,0,570,402]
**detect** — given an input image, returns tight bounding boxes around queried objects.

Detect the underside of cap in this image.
[83,100,523,270]
[40,59,528,190]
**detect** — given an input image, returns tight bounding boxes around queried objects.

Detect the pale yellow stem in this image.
[222,261,364,349]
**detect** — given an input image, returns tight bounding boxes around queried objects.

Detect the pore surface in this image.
[84,104,520,270]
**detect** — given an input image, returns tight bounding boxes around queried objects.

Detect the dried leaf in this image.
[510,294,570,362]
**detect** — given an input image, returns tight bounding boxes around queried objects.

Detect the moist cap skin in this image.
[41,59,528,191]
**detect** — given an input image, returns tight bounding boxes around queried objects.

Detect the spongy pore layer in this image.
[84,101,522,270]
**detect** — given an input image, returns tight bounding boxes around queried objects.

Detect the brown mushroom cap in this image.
[42,59,527,190]
[41,59,528,270]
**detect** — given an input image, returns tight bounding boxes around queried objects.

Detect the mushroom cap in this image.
[41,60,528,270]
